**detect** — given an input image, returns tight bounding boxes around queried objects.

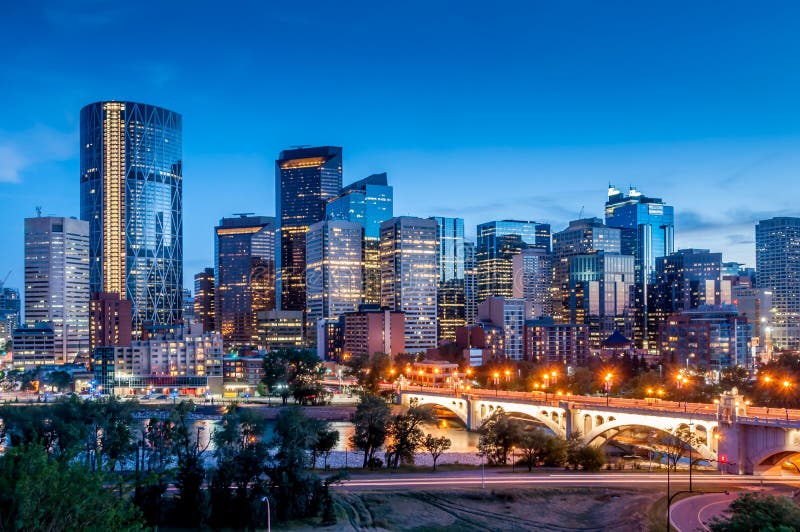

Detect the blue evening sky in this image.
[1,1,798,291]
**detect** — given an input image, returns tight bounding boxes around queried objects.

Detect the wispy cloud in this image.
[0,126,76,184]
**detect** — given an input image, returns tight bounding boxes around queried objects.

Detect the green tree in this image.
[478,408,522,465]
[573,445,605,471]
[385,404,434,468]
[422,434,451,471]
[311,425,339,470]
[517,428,550,471]
[708,493,800,531]
[0,445,144,531]
[350,394,391,468]
[347,352,391,395]
[45,370,73,393]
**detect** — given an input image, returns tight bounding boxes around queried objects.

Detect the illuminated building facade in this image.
[193,268,215,333]
[478,296,529,360]
[464,241,478,325]
[552,218,621,322]
[605,186,674,347]
[477,220,550,302]
[431,217,466,342]
[306,220,364,343]
[90,291,132,350]
[380,217,438,353]
[80,101,183,334]
[524,317,590,366]
[215,215,276,348]
[24,216,90,364]
[341,305,405,361]
[512,247,553,319]
[756,217,800,350]
[276,146,342,311]
[0,287,21,347]
[327,173,393,304]
[256,310,305,351]
[567,252,635,348]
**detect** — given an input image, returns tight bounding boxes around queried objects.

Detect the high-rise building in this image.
[90,291,132,349]
[276,146,342,311]
[477,220,550,303]
[182,289,194,323]
[80,101,183,334]
[552,218,621,322]
[651,249,730,336]
[464,241,478,326]
[193,268,215,333]
[215,215,276,348]
[0,287,21,347]
[306,220,364,343]
[605,186,674,347]
[733,287,773,363]
[12,322,56,367]
[431,217,466,342]
[524,317,590,366]
[567,252,635,348]
[512,248,553,319]
[478,297,530,360]
[756,217,800,350]
[380,217,438,353]
[24,217,90,364]
[327,173,393,304]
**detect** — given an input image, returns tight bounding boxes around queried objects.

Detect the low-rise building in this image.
[12,322,56,367]
[524,318,590,366]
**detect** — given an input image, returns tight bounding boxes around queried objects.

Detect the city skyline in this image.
[1,2,799,293]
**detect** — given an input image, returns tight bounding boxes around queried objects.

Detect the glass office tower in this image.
[306,220,364,344]
[215,215,276,348]
[756,217,800,350]
[380,217,438,353]
[464,241,478,325]
[326,172,393,305]
[194,268,215,333]
[80,101,183,334]
[477,220,551,303]
[431,217,466,342]
[605,186,674,347]
[276,146,342,311]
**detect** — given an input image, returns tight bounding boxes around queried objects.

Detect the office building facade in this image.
[80,101,183,334]
[605,186,674,347]
[326,173,393,305]
[512,247,553,319]
[477,297,529,360]
[756,217,800,350]
[464,241,478,326]
[477,220,551,303]
[431,217,466,342]
[215,215,276,348]
[305,220,364,341]
[256,310,305,351]
[380,217,438,353]
[90,291,132,350]
[193,268,215,333]
[24,217,90,364]
[276,146,342,311]
[341,306,405,361]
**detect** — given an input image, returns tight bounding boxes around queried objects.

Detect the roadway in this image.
[335,470,800,491]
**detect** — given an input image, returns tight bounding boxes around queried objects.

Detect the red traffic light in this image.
[720,455,727,463]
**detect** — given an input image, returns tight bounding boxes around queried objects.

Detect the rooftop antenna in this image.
[232,212,255,218]
[578,206,584,219]
[35,206,42,217]
[289,145,311,150]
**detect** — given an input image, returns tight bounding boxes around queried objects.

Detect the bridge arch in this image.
[751,444,800,475]
[503,410,563,436]
[401,394,469,426]
[582,417,717,461]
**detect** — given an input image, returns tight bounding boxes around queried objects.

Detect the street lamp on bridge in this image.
[604,372,613,406]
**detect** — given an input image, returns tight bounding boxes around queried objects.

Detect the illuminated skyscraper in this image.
[431,217,466,342]
[477,220,550,303]
[80,101,183,334]
[327,172,393,305]
[512,247,553,319]
[552,218,621,321]
[24,216,90,364]
[464,241,478,326]
[756,217,800,350]
[215,215,276,348]
[306,220,364,342]
[276,146,342,311]
[605,186,674,347]
[380,217,438,353]
[194,268,215,333]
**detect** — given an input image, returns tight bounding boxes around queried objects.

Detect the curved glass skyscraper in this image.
[80,101,183,334]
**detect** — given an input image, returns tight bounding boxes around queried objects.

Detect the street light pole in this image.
[261,496,271,532]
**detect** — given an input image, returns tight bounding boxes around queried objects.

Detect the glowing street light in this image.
[604,372,613,406]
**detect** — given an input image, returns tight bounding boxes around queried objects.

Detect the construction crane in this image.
[578,206,584,220]
[0,271,11,290]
